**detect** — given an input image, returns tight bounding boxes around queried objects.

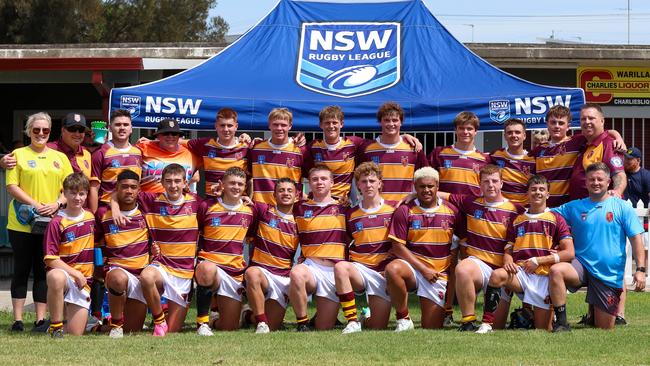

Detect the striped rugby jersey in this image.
[198,198,255,282]
[91,142,143,204]
[305,136,365,198]
[358,137,428,202]
[529,134,586,207]
[44,210,96,292]
[450,194,525,268]
[346,200,396,272]
[569,132,624,200]
[488,148,536,205]
[506,210,572,276]
[138,192,200,279]
[294,199,349,261]
[186,137,249,197]
[428,145,489,197]
[388,199,459,280]
[95,205,149,275]
[249,202,299,277]
[249,139,305,205]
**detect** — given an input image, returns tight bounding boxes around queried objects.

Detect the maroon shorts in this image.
[567,259,622,316]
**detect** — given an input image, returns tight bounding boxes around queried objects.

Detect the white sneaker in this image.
[342,321,362,334]
[197,322,214,336]
[109,326,123,339]
[255,322,270,334]
[475,323,493,334]
[394,318,414,332]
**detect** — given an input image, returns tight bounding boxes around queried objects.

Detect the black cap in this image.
[62,113,87,129]
[154,119,183,136]
[624,147,642,159]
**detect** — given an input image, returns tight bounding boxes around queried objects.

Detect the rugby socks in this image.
[297,315,309,326]
[445,305,453,317]
[461,314,477,323]
[153,311,166,325]
[195,285,212,325]
[110,317,124,328]
[49,321,64,332]
[554,304,567,325]
[90,281,105,320]
[396,308,410,320]
[338,292,358,323]
[255,313,268,324]
[481,286,501,324]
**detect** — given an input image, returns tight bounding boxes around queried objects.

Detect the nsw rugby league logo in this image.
[296,22,401,98]
[488,99,510,124]
[120,95,141,118]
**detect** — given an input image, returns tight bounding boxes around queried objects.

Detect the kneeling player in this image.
[290,165,349,331]
[195,167,254,334]
[96,170,149,338]
[45,173,95,337]
[335,162,395,334]
[385,167,459,331]
[476,175,574,333]
[245,178,299,333]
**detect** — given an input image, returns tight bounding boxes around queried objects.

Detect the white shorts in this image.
[106,267,146,304]
[352,262,390,302]
[304,258,338,303]
[467,256,494,294]
[258,267,291,309]
[215,266,244,302]
[149,264,192,307]
[52,269,91,310]
[399,259,447,308]
[515,269,551,310]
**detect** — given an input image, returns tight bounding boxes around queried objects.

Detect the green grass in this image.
[2,293,650,365]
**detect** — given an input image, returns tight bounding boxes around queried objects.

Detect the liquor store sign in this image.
[578,67,650,106]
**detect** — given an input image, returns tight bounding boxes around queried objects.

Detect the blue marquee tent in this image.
[109,0,585,131]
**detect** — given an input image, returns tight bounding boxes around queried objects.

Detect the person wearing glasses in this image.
[136,119,200,193]
[5,112,73,332]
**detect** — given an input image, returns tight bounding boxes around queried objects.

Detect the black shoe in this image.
[11,320,24,332]
[457,322,477,332]
[552,322,572,333]
[32,319,50,333]
[615,316,627,326]
[577,313,594,326]
[296,324,312,332]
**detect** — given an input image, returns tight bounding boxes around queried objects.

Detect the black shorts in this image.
[567,259,622,316]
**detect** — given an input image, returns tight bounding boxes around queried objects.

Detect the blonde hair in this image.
[24,112,52,137]
[268,108,293,124]
[413,167,439,183]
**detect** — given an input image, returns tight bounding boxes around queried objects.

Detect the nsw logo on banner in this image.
[120,95,141,118]
[296,22,401,98]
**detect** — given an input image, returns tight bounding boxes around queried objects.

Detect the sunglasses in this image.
[160,132,182,137]
[66,126,86,133]
[32,128,51,135]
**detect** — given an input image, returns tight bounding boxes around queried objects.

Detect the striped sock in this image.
[338,292,357,323]
[49,321,64,331]
[255,314,268,324]
[110,317,124,328]
[461,314,477,323]
[297,315,309,326]
[196,315,209,325]
[396,308,410,320]
[445,305,453,316]
[153,312,166,325]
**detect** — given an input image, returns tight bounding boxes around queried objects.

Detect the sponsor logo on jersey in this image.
[269,218,278,229]
[474,210,483,219]
[372,156,380,164]
[355,222,364,232]
[315,153,323,162]
[258,155,265,164]
[66,231,76,242]
[111,159,121,168]
[212,217,221,227]
[443,160,452,169]
[517,226,525,237]
[28,160,36,168]
[304,210,313,219]
[208,150,217,158]
[581,212,588,221]
[411,219,421,229]
[496,159,506,168]
[160,206,168,216]
[109,224,119,234]
[606,211,614,222]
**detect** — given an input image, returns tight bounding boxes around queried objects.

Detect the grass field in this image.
[1,293,650,365]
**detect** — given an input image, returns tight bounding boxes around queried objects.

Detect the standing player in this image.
[244,178,300,333]
[95,170,149,338]
[334,162,395,334]
[358,102,428,202]
[448,165,525,331]
[475,175,574,333]
[489,119,536,205]
[290,165,348,331]
[385,167,460,331]
[44,173,95,337]
[194,167,255,334]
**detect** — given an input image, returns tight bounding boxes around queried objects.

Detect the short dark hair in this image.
[117,169,140,183]
[504,118,525,131]
[527,174,549,190]
[223,167,247,181]
[110,109,132,123]
[63,172,90,193]
[319,106,344,124]
[308,163,333,179]
[453,111,479,130]
[376,102,403,123]
[581,103,604,116]
[161,163,187,180]
[545,105,571,122]
[274,177,296,192]
[585,162,610,177]
[216,108,238,123]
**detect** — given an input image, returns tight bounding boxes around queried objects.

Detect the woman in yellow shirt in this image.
[5,112,73,332]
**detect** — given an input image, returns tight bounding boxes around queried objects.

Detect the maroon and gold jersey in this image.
[186,137,249,197]
[450,194,524,268]
[44,210,96,292]
[249,202,299,277]
[428,145,489,197]
[569,132,625,200]
[305,136,365,198]
[388,199,459,280]
[138,192,200,279]
[91,142,143,204]
[198,198,255,282]
[95,205,149,275]
[248,140,305,205]
[489,148,536,205]
[346,200,396,272]
[358,137,428,202]
[294,199,348,261]
[507,210,571,276]
[48,139,94,180]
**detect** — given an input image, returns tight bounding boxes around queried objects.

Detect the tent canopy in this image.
[109,0,585,131]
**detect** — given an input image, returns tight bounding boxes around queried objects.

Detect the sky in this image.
[211,0,650,44]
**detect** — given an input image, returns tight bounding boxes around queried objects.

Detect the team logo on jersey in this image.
[84,160,90,169]
[610,156,623,168]
[314,153,323,162]
[111,159,121,168]
[501,216,510,226]
[235,152,243,161]
[355,222,364,232]
[258,155,265,164]
[28,160,36,168]
[384,218,391,228]
[53,161,60,169]
[372,156,380,164]
[606,211,614,222]
[472,163,481,173]
[411,220,421,229]
[208,150,217,158]
[581,212,588,221]
[441,219,450,231]
[120,95,141,118]
[211,217,221,226]
[521,165,531,175]
[587,150,595,159]
[242,218,249,227]
[109,224,119,234]
[296,22,401,98]
[160,206,168,216]
[517,226,525,237]
[543,224,549,236]
[269,218,278,229]
[343,151,350,160]
[538,150,546,157]
[331,206,339,216]
[489,99,510,123]
[474,210,483,219]
[443,160,452,169]
[438,291,445,300]
[65,232,76,242]
[496,159,506,168]
[184,206,193,215]
[139,220,146,229]
[286,158,294,168]
[401,155,409,167]
[304,210,313,218]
